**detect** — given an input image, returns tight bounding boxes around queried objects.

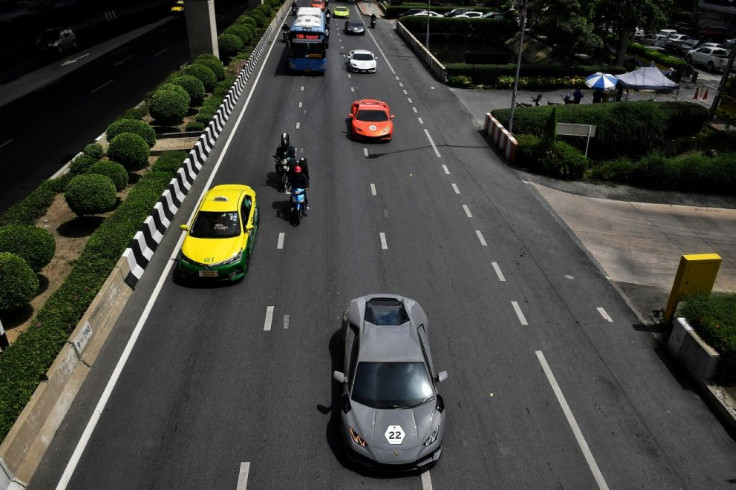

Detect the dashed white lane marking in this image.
[370,183,377,195]
[264,306,274,331]
[296,122,300,129]
[395,76,400,80]
[407,97,413,103]
[363,148,369,157]
[384,209,389,218]
[511,301,528,325]
[475,230,487,246]
[442,164,450,174]
[0,139,13,149]
[421,470,433,490]
[299,101,303,108]
[399,82,404,87]
[492,262,506,282]
[90,80,114,94]
[463,205,472,218]
[154,48,168,56]
[351,86,355,92]
[277,232,285,249]
[536,351,609,490]
[418,117,424,125]
[424,129,441,158]
[380,232,388,249]
[451,183,460,194]
[284,314,290,329]
[597,307,613,323]
[347,74,352,78]
[236,462,250,490]
[413,107,418,113]
[403,89,408,95]
[301,86,304,91]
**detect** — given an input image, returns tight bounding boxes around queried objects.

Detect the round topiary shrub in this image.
[181,63,217,92]
[194,55,226,81]
[0,252,39,311]
[0,225,55,273]
[268,0,281,8]
[238,16,257,29]
[83,142,104,159]
[69,154,98,175]
[224,25,252,46]
[171,75,206,106]
[87,160,129,191]
[107,132,150,170]
[65,174,117,216]
[154,82,190,102]
[106,118,156,148]
[218,33,244,58]
[149,89,189,126]
[247,11,266,28]
[255,4,272,17]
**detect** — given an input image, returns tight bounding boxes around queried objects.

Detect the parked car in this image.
[411,10,442,17]
[639,34,668,46]
[664,34,692,52]
[35,27,77,54]
[686,46,730,72]
[397,9,425,17]
[444,8,469,17]
[481,11,499,18]
[455,11,483,18]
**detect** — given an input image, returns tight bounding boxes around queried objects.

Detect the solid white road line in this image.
[475,230,487,246]
[90,80,114,94]
[363,148,369,158]
[424,129,441,157]
[442,164,450,174]
[421,470,433,490]
[463,204,472,218]
[535,351,609,490]
[284,314,290,329]
[380,232,388,249]
[370,183,377,196]
[236,462,250,490]
[451,183,459,194]
[511,301,528,325]
[57,28,281,486]
[264,306,274,331]
[277,232,285,249]
[369,30,396,74]
[492,262,506,282]
[597,307,613,323]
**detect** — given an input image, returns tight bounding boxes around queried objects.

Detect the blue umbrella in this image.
[585,72,618,90]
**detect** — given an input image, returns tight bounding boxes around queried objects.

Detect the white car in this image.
[347,49,376,73]
[411,10,442,17]
[455,11,483,18]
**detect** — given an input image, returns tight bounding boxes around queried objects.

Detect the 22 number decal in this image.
[384,425,405,445]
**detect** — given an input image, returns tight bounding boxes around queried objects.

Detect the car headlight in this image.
[423,425,440,446]
[380,127,390,135]
[349,427,367,447]
[217,250,243,266]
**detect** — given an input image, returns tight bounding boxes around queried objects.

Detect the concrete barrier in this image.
[667,317,720,381]
[483,113,518,163]
[394,21,447,83]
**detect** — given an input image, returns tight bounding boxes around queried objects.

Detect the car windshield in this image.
[352,52,373,61]
[352,362,434,409]
[365,298,409,325]
[190,211,240,238]
[356,109,388,122]
[348,21,363,27]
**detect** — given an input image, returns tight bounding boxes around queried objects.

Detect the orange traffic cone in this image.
[702,86,709,100]
[693,86,700,99]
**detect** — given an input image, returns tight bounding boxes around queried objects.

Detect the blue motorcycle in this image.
[290,188,307,226]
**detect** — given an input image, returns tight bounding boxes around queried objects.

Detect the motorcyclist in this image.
[325,9,330,24]
[291,0,297,15]
[370,13,376,27]
[274,133,296,191]
[288,165,309,215]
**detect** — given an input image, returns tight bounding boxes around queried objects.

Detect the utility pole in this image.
[708,46,736,121]
[508,0,528,134]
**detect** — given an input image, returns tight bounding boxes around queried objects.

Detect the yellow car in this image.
[171,1,184,13]
[333,6,350,18]
[177,185,259,282]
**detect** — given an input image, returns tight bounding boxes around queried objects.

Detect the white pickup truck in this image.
[686,46,730,72]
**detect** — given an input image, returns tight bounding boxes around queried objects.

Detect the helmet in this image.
[280,133,290,147]
[298,157,307,166]
[294,165,302,173]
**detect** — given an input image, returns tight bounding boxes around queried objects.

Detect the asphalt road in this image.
[29,5,736,489]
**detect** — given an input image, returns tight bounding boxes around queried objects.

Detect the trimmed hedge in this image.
[171,75,206,106]
[238,16,257,29]
[107,133,150,170]
[0,252,38,311]
[152,150,187,173]
[194,55,226,81]
[69,154,98,175]
[87,160,129,191]
[513,134,587,180]
[224,25,254,47]
[218,33,244,58]
[64,174,118,216]
[149,88,190,125]
[106,118,156,148]
[446,63,626,87]
[0,180,58,226]
[83,143,104,159]
[181,63,217,92]
[0,225,55,273]
[247,11,267,27]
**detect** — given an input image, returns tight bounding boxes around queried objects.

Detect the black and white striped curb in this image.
[122,12,283,288]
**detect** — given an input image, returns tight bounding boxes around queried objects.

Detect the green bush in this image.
[154,82,190,102]
[0,180,58,226]
[630,153,679,190]
[0,225,55,272]
[152,151,188,173]
[106,118,156,148]
[254,3,272,17]
[218,33,244,58]
[195,95,224,124]
[537,141,588,180]
[83,143,104,159]
[171,75,205,106]
[107,133,150,170]
[64,174,118,216]
[87,160,129,191]
[69,154,98,175]
[446,63,624,88]
[589,158,633,183]
[194,55,226,81]
[149,89,190,126]
[238,16,257,29]
[118,104,149,120]
[0,252,38,311]
[247,11,267,27]
[513,134,542,168]
[185,121,205,131]
[181,63,217,92]
[224,25,253,47]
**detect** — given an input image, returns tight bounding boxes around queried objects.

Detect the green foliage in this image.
[149,89,189,126]
[543,108,557,147]
[87,160,129,191]
[0,252,38,311]
[171,75,206,106]
[629,153,679,190]
[106,118,156,148]
[195,95,224,124]
[680,292,736,383]
[537,141,588,180]
[675,152,736,194]
[194,55,226,81]
[218,33,244,58]
[514,134,542,168]
[185,121,205,131]
[83,143,104,159]
[254,4,272,17]
[238,16,257,29]
[118,104,149,120]
[447,75,473,88]
[0,180,58,226]
[399,16,517,38]
[0,225,55,272]
[247,11,267,27]
[589,157,633,183]
[64,174,117,216]
[225,25,253,47]
[446,63,625,87]
[181,63,217,92]
[69,154,98,175]
[107,133,150,170]
[152,151,188,173]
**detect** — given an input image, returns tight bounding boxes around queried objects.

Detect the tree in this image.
[533,0,602,55]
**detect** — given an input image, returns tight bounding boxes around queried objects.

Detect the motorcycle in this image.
[370,16,376,28]
[289,188,307,226]
[282,23,290,42]
[291,4,297,15]
[274,156,292,192]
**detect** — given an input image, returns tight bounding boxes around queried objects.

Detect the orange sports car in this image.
[311,0,325,10]
[348,99,395,141]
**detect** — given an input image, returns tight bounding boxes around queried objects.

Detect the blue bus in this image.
[286,7,328,73]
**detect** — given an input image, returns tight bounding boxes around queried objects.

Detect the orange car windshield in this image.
[356,109,388,122]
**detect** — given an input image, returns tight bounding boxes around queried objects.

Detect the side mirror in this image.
[390,114,395,119]
[333,371,346,383]
[246,224,254,231]
[348,114,354,119]
[437,371,448,383]
[179,224,189,231]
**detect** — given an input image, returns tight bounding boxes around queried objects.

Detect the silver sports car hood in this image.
[353,400,436,450]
